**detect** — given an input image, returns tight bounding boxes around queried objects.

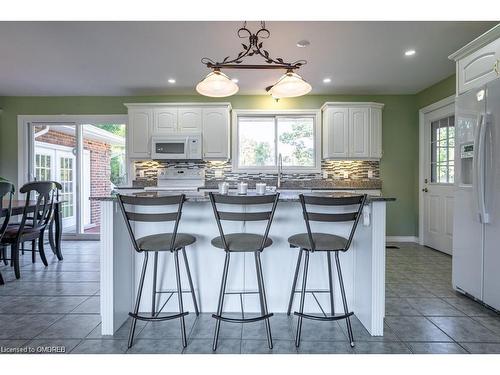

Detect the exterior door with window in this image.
[423,106,455,254]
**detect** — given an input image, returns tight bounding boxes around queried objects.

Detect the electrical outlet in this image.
[343,171,349,179]
[322,171,328,179]
[215,169,224,178]
[368,170,374,179]
[139,170,145,178]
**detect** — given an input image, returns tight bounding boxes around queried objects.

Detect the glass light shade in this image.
[268,72,312,98]
[196,70,239,97]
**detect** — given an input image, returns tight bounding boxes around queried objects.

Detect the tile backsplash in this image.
[132,160,380,188]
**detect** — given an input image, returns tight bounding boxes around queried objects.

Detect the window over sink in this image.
[232,110,321,173]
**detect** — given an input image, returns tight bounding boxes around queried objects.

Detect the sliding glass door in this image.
[27,121,126,238]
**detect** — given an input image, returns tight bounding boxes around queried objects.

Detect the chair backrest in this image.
[209,192,280,252]
[299,194,367,252]
[0,181,15,240]
[117,194,185,253]
[18,181,57,234]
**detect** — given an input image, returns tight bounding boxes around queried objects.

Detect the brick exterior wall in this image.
[35,127,111,227]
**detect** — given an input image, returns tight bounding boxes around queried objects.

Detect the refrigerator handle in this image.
[473,114,484,223]
[476,114,489,224]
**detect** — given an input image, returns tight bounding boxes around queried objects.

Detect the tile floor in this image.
[1,241,500,354]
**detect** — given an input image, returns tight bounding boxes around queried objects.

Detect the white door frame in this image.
[17,115,128,240]
[418,95,455,245]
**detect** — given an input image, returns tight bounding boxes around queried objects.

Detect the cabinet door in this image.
[349,107,370,158]
[323,107,349,158]
[128,108,152,158]
[458,38,500,94]
[369,107,383,159]
[202,107,229,159]
[153,108,177,133]
[178,108,202,132]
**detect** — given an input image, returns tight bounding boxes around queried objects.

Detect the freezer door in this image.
[452,88,485,299]
[483,78,500,310]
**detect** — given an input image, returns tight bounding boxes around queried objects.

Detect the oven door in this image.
[151,137,188,159]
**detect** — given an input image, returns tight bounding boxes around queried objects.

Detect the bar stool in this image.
[209,192,279,351]
[287,194,366,348]
[117,194,199,349]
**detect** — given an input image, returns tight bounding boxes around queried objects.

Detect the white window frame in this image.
[231,109,321,173]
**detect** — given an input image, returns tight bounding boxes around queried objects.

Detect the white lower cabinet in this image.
[202,107,230,159]
[322,102,384,160]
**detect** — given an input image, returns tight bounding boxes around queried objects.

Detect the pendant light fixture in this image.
[197,22,310,98]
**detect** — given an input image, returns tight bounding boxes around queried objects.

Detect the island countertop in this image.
[90,190,395,203]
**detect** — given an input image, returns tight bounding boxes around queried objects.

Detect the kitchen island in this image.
[92,191,394,337]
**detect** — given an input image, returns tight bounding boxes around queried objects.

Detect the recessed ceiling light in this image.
[404,49,416,57]
[323,78,332,84]
[296,40,310,48]
[168,78,176,84]
[231,78,239,83]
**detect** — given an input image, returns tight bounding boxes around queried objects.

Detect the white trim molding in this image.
[231,109,322,174]
[418,95,455,246]
[386,236,419,243]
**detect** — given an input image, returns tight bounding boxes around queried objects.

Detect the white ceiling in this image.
[0,21,497,96]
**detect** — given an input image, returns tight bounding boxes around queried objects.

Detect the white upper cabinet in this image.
[449,26,500,95]
[349,107,370,158]
[178,108,202,132]
[323,107,349,158]
[202,107,230,159]
[322,102,384,160]
[127,107,153,158]
[125,103,231,160]
[370,107,383,158]
[153,108,177,133]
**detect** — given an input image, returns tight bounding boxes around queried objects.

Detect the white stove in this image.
[143,168,205,192]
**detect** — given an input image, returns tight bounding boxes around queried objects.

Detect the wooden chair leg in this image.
[32,240,36,263]
[38,234,48,267]
[12,243,21,279]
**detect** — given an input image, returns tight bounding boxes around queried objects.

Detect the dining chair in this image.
[0,181,57,279]
[0,181,15,285]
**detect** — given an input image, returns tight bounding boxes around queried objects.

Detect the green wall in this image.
[0,80,456,236]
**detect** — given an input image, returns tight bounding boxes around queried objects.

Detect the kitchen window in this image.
[430,115,455,184]
[233,110,321,173]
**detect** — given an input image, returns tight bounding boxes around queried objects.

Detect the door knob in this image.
[422,188,428,193]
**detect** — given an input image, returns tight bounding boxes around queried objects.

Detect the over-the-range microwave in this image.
[151,133,202,160]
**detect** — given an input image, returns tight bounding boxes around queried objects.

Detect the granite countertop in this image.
[90,190,395,203]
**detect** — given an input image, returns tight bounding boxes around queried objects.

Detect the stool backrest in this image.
[18,181,57,235]
[299,194,367,251]
[209,193,280,252]
[117,194,185,252]
[0,181,15,240]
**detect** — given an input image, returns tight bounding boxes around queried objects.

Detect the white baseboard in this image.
[386,236,419,243]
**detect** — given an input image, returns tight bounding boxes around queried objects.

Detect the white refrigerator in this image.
[453,77,500,311]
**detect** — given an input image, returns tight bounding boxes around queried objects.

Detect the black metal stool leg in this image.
[151,252,158,317]
[255,251,273,349]
[335,251,354,347]
[295,251,309,347]
[182,247,199,316]
[213,251,230,351]
[327,251,335,316]
[287,248,303,316]
[128,252,149,349]
[174,250,187,348]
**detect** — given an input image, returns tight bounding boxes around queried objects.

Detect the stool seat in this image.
[288,232,348,252]
[211,233,273,252]
[137,233,196,252]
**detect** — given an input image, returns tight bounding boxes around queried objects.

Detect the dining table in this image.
[1,199,64,260]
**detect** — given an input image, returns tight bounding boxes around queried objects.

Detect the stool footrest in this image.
[293,311,353,321]
[211,313,273,324]
[129,311,189,322]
